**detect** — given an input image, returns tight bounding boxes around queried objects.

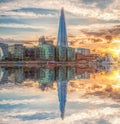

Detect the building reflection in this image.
[0,68,8,84]
[37,67,55,91]
[0,64,112,119]
[56,67,68,119]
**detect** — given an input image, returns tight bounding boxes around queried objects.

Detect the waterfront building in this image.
[66,47,75,61]
[37,44,55,61]
[9,44,24,60]
[76,48,90,56]
[56,46,66,61]
[0,47,3,60]
[0,43,9,60]
[24,47,36,60]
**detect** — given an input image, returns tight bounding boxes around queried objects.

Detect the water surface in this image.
[0,65,120,124]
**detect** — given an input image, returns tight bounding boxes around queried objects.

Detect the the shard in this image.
[57,8,68,47]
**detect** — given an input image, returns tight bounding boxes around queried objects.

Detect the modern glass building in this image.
[57,8,68,48]
[0,43,9,60]
[9,44,24,60]
[37,44,55,61]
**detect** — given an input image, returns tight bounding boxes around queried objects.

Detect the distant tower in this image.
[38,36,45,45]
[57,8,68,47]
[57,80,67,120]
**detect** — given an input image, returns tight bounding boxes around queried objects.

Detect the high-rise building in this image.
[57,8,68,47]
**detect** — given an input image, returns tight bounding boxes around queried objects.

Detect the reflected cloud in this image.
[0,65,120,123]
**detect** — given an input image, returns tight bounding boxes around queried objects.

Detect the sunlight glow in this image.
[108,48,120,58]
[108,70,120,80]
[112,39,120,43]
[107,70,120,90]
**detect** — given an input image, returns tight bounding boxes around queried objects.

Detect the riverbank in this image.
[0,60,91,67]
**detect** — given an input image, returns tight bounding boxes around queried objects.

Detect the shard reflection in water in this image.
[57,80,67,120]
[56,67,68,119]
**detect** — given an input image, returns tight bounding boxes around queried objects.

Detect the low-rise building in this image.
[0,43,9,60]
[9,44,24,60]
[24,47,36,60]
[56,46,66,61]
[66,47,75,61]
[37,44,55,61]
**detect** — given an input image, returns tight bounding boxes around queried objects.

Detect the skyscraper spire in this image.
[57,8,68,47]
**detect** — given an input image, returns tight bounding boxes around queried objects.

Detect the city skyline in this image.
[0,0,120,56]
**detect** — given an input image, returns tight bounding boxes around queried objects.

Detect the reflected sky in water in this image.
[0,65,120,124]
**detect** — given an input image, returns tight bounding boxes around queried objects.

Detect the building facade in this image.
[37,44,55,61]
[0,43,9,60]
[9,44,24,60]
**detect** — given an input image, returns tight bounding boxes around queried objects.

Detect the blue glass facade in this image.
[57,8,68,48]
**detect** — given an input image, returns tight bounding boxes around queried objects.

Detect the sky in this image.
[0,0,120,49]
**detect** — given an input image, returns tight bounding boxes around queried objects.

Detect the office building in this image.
[9,44,24,60]
[0,43,9,60]
[37,44,55,61]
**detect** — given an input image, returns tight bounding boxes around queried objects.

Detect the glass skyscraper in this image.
[57,8,68,47]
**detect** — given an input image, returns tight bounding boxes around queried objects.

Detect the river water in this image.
[0,65,120,124]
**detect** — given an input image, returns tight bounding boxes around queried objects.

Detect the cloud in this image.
[0,23,49,29]
[1,11,56,18]
[0,0,120,21]
[12,8,57,15]
[80,24,120,42]
[0,37,23,44]
[0,0,120,44]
